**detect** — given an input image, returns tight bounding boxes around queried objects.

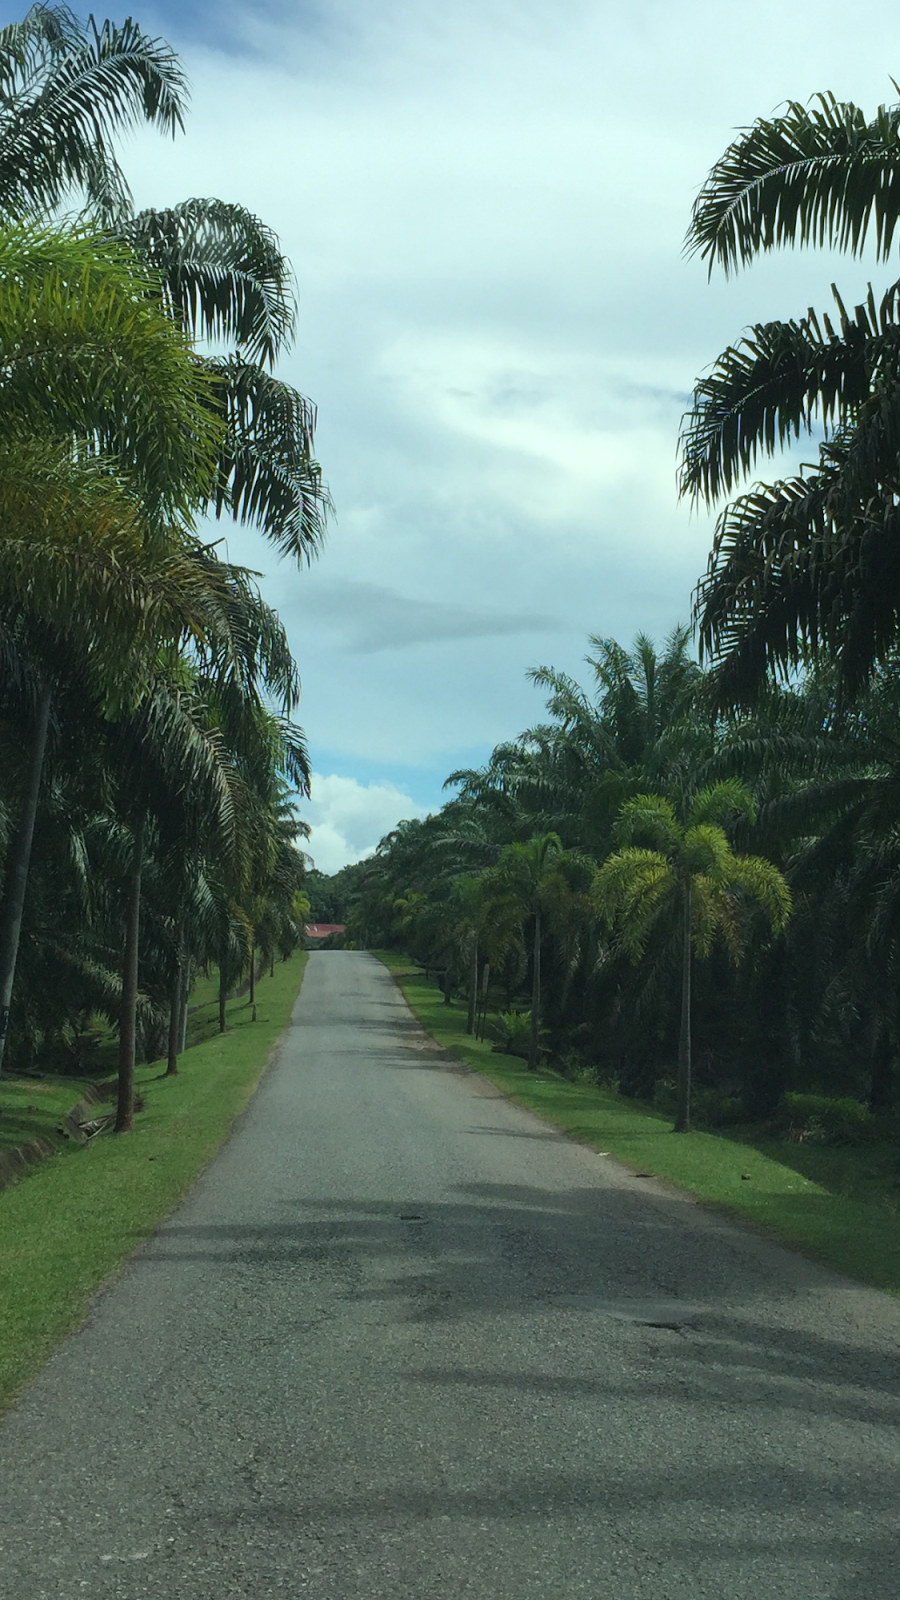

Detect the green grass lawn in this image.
[374,950,900,1297]
[0,951,307,1413]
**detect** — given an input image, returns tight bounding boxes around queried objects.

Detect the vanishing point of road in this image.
[1,951,898,1598]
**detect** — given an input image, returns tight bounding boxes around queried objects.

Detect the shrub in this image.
[776,1092,877,1146]
[488,1010,533,1058]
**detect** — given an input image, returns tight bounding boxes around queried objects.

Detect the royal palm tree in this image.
[594,784,791,1131]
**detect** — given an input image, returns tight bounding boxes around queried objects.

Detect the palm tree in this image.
[0,8,331,564]
[594,784,791,1131]
[450,630,708,854]
[681,91,900,704]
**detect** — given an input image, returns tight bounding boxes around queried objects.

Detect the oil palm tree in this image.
[681,90,900,704]
[123,198,331,564]
[594,784,791,1131]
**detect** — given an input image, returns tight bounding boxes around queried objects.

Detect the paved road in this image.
[1,952,899,1598]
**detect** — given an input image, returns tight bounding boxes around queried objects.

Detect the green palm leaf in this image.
[124,198,296,367]
[687,93,900,275]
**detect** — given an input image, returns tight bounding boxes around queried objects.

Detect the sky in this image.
[52,0,900,869]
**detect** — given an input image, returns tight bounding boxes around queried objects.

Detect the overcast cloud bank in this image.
[126,0,899,864]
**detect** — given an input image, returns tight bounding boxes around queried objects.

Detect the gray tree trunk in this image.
[477,961,490,1040]
[0,680,52,1078]
[165,959,181,1076]
[528,908,542,1072]
[115,812,145,1134]
[249,938,257,1021]
[466,935,478,1035]
[177,955,190,1053]
[675,881,692,1133]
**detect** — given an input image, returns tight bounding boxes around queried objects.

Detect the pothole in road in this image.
[399,1213,428,1223]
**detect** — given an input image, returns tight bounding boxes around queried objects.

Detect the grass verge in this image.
[0,950,307,1413]
[374,950,900,1296]
[0,1076,94,1156]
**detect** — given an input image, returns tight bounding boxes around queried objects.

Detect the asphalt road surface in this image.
[1,951,899,1599]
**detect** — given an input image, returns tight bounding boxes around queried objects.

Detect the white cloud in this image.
[304,773,427,874]
[129,0,897,790]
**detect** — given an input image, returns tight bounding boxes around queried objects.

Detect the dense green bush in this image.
[775,1093,877,1146]
[489,1010,533,1059]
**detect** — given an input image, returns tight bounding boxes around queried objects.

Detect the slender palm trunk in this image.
[528,908,542,1072]
[249,937,257,1021]
[218,956,228,1034]
[0,681,52,1077]
[177,954,190,1053]
[675,880,692,1133]
[477,960,490,1040]
[165,959,181,1077]
[115,812,145,1134]
[466,934,478,1035]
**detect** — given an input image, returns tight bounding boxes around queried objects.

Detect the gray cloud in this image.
[305,579,563,653]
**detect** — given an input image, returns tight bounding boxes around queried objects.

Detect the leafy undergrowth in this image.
[374,951,900,1297]
[0,951,307,1413]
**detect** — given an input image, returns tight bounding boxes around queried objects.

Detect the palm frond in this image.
[679,284,900,504]
[202,357,331,562]
[125,199,296,366]
[687,93,900,276]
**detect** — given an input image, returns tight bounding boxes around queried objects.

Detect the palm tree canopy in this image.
[595,787,791,963]
[0,222,221,514]
[0,3,186,224]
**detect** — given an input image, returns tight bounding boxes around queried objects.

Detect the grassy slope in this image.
[0,1076,93,1155]
[0,951,307,1412]
[375,951,900,1296]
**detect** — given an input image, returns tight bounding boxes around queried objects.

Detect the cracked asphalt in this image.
[1,950,899,1598]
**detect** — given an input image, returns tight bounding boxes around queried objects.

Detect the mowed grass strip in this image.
[374,951,900,1297]
[0,950,307,1413]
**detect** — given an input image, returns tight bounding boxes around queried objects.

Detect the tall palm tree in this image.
[124,199,331,564]
[681,91,900,704]
[594,784,791,1131]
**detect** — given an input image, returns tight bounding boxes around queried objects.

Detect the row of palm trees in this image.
[0,7,327,1127]
[340,629,900,1129]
